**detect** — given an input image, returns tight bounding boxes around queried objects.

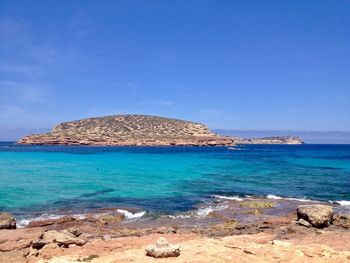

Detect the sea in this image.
[0,142,349,226]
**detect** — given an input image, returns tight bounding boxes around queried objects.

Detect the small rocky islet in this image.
[18,114,304,146]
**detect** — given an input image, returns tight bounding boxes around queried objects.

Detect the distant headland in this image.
[18,114,303,146]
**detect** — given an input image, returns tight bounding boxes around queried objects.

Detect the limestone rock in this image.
[63,227,83,237]
[0,213,16,229]
[0,228,44,252]
[43,230,86,247]
[28,246,39,257]
[297,218,312,228]
[297,205,334,228]
[94,214,125,225]
[240,201,275,209]
[145,237,181,258]
[39,243,63,259]
[333,214,350,229]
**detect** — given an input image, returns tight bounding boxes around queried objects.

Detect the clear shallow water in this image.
[0,143,349,220]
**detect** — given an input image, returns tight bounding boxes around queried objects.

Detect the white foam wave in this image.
[167,214,191,219]
[284,197,316,202]
[267,194,283,200]
[196,207,214,217]
[213,195,244,201]
[17,214,66,228]
[17,219,32,228]
[334,200,350,206]
[17,209,145,228]
[197,204,228,217]
[266,194,316,203]
[117,209,146,219]
[168,204,228,219]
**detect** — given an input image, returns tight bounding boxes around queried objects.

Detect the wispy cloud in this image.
[0,80,54,132]
[0,105,23,120]
[0,81,53,104]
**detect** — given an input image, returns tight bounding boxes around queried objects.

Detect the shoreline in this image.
[10,194,350,229]
[1,197,349,262]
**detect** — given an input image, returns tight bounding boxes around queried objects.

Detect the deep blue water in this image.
[0,142,349,220]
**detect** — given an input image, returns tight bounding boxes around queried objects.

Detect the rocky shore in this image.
[18,114,303,146]
[1,198,349,262]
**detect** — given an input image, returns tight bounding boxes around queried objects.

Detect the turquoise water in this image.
[0,143,349,220]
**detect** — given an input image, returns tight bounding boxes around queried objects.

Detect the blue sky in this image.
[0,0,349,140]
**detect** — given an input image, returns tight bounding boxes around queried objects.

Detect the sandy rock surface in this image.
[27,232,350,263]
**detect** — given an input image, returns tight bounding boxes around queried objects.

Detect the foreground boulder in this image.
[145,237,180,258]
[297,205,334,228]
[0,213,16,229]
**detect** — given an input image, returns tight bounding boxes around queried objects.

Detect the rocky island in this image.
[19,114,304,146]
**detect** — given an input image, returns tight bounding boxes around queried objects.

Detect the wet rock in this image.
[86,214,125,225]
[43,230,87,247]
[297,218,312,228]
[207,211,225,219]
[203,219,240,236]
[28,216,76,228]
[0,213,16,229]
[243,209,262,215]
[156,226,177,234]
[145,237,181,258]
[333,214,350,229]
[297,205,334,228]
[240,201,275,209]
[28,220,54,228]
